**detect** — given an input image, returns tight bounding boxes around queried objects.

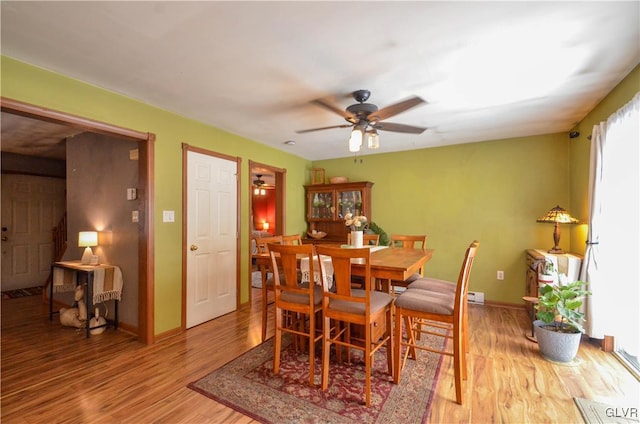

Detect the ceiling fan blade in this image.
[296,124,353,134]
[375,122,427,134]
[369,96,426,122]
[310,98,356,120]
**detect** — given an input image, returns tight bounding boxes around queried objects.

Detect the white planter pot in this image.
[351,231,363,248]
[538,274,555,285]
[533,320,582,363]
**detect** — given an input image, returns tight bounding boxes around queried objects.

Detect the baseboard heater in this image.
[468,291,485,304]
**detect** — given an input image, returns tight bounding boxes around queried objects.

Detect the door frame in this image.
[182,143,242,327]
[1,97,155,344]
[248,160,286,304]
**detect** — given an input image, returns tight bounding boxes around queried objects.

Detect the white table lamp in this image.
[78,231,98,265]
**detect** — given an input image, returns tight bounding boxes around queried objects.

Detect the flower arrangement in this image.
[344,212,368,231]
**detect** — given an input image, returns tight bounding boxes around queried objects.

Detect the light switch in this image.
[132,211,139,222]
[163,210,175,223]
[127,188,137,200]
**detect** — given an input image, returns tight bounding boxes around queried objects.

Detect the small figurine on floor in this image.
[59,285,87,328]
[89,306,107,335]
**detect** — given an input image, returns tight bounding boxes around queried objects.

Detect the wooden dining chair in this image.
[282,234,303,245]
[268,243,323,386]
[255,235,283,342]
[346,232,380,246]
[315,245,394,407]
[388,234,428,292]
[393,240,479,405]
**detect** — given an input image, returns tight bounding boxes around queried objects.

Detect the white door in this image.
[1,174,66,291]
[186,151,237,328]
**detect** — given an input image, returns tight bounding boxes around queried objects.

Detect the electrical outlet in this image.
[497,270,504,280]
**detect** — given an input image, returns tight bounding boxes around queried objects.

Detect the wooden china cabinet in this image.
[304,181,373,244]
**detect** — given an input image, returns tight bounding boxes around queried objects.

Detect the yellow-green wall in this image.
[313,134,569,303]
[1,56,311,335]
[2,55,637,329]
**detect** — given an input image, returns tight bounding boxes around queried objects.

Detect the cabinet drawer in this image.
[350,316,387,344]
[371,316,386,341]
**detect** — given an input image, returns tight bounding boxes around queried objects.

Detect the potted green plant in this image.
[368,221,390,246]
[533,280,591,363]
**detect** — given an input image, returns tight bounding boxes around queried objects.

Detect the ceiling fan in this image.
[253,174,266,187]
[296,89,427,152]
[253,174,267,195]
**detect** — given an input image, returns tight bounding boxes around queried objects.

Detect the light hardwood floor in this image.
[1,290,637,423]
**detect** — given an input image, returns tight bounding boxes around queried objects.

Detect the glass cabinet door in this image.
[337,189,363,218]
[309,190,334,220]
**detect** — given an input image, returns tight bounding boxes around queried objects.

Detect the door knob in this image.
[190,245,198,251]
[1,236,7,242]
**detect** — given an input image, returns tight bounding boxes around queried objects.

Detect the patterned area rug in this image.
[188,334,445,423]
[1,286,43,299]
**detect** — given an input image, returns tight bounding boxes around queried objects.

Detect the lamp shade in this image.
[536,205,578,254]
[536,205,579,224]
[78,231,98,265]
[78,231,98,247]
[349,127,363,152]
[367,130,379,149]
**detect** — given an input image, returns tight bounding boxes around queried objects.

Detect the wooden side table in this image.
[524,249,583,342]
[50,261,119,338]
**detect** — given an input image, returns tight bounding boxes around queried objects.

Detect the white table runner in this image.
[300,255,334,288]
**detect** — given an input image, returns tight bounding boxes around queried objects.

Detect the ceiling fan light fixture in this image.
[349,127,363,152]
[253,174,267,195]
[367,130,379,149]
[298,89,426,152]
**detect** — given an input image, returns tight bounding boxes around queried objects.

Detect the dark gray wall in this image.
[63,133,140,328]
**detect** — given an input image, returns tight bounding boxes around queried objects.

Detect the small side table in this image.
[50,261,119,338]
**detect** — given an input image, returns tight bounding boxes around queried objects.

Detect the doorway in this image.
[184,146,239,328]
[248,161,286,302]
[1,174,66,290]
[0,97,155,344]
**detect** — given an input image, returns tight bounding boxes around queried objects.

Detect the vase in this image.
[351,230,363,248]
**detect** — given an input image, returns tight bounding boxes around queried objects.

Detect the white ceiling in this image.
[1,2,638,161]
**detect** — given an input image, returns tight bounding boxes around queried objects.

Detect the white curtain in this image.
[582,92,639,358]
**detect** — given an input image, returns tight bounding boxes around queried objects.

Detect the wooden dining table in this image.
[252,245,434,292]
[353,246,432,278]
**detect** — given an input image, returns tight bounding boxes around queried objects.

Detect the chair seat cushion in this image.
[408,277,456,294]
[328,289,393,315]
[390,272,423,288]
[395,288,455,315]
[281,284,323,305]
